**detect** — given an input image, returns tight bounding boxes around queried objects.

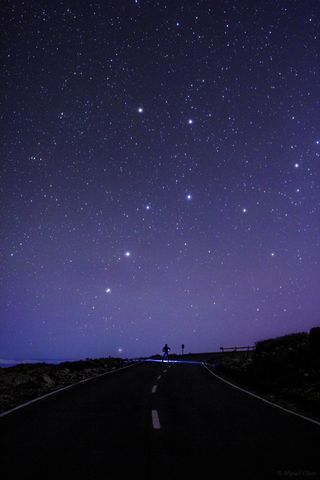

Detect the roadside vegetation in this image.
[0,357,129,414]
[214,327,320,421]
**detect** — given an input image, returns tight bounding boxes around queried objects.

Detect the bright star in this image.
[186,194,192,200]
[137,107,143,113]
[188,119,193,125]
[105,288,111,294]
[294,163,299,168]
[124,251,131,257]
[242,208,247,213]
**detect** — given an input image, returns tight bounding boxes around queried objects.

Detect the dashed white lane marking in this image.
[157,375,161,380]
[152,409,161,429]
[163,369,167,373]
[152,385,157,393]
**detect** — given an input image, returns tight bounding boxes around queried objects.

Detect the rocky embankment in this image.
[0,357,130,414]
[213,328,320,422]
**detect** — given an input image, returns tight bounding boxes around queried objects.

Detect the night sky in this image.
[1,0,320,361]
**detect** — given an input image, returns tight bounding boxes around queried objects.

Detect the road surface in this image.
[1,361,319,479]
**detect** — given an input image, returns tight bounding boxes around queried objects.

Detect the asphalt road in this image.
[1,361,319,479]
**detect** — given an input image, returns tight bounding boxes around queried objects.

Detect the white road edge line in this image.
[152,385,157,393]
[202,362,320,428]
[0,362,142,419]
[152,409,161,429]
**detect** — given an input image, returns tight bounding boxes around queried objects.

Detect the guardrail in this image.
[220,346,255,352]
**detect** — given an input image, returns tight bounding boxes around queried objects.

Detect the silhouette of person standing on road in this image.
[162,343,171,362]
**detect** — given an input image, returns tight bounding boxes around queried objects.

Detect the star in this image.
[294,163,299,168]
[187,118,193,125]
[105,288,111,294]
[186,194,192,200]
[124,251,131,257]
[242,208,247,213]
[137,107,144,113]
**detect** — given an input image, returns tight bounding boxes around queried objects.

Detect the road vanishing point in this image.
[1,361,319,479]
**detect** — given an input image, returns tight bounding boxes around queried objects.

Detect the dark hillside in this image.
[0,357,129,414]
[213,328,320,421]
